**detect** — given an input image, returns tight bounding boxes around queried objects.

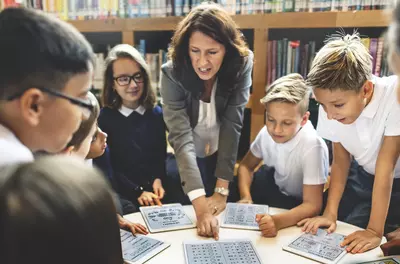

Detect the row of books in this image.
[266,37,391,87]
[0,0,391,20]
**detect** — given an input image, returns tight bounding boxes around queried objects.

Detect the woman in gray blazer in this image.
[160,2,253,239]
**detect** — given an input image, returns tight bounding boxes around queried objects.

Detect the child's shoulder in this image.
[151,105,163,115]
[299,122,326,148]
[376,75,398,97]
[99,107,117,116]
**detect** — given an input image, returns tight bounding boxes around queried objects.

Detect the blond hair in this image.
[261,73,310,115]
[307,32,372,92]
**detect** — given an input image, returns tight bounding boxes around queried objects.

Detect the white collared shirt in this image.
[188,80,221,201]
[193,80,220,158]
[0,124,34,166]
[317,75,400,178]
[118,105,146,117]
[250,121,329,199]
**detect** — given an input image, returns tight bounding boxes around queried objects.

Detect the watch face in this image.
[216,188,229,196]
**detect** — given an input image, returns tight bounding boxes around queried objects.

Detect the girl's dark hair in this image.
[168,2,249,91]
[102,44,156,110]
[0,156,123,264]
[67,92,100,150]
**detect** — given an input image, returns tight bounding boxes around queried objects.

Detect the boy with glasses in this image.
[0,7,95,165]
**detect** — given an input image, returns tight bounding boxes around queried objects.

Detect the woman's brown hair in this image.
[102,44,156,110]
[168,2,249,91]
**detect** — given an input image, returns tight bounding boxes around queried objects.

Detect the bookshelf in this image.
[68,10,391,152]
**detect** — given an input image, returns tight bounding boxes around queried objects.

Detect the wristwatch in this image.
[214,187,230,196]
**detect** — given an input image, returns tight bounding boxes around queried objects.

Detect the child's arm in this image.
[257,184,324,237]
[118,214,148,235]
[342,135,400,254]
[298,142,351,233]
[237,150,262,203]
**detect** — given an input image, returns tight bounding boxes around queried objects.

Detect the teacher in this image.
[160,2,253,239]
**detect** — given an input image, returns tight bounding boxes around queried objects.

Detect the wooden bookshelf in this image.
[69,10,390,32]
[69,10,391,142]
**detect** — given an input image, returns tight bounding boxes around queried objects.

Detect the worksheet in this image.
[140,203,195,233]
[120,229,170,264]
[221,203,269,230]
[183,239,263,264]
[359,258,400,264]
[282,228,347,264]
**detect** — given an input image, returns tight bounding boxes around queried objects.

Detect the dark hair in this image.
[102,44,156,110]
[168,2,249,90]
[0,156,123,264]
[0,7,95,100]
[67,92,100,150]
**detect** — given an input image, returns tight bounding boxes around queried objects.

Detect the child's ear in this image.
[301,111,310,126]
[362,80,374,99]
[19,88,46,127]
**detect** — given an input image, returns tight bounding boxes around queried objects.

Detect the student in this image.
[236,73,328,237]
[160,2,253,239]
[0,156,123,264]
[98,44,167,211]
[0,7,95,166]
[63,92,100,158]
[379,3,400,255]
[298,33,400,254]
[63,92,148,235]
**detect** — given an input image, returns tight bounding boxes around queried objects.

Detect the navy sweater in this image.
[98,106,167,200]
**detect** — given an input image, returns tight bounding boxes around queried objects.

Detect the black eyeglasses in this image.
[7,87,94,119]
[114,73,144,86]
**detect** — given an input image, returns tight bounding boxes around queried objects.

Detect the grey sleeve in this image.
[215,52,253,181]
[160,66,203,194]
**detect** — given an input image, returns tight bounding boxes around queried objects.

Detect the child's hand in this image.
[152,179,165,199]
[297,213,337,234]
[118,214,148,235]
[256,214,278,237]
[341,229,382,254]
[138,191,162,206]
[386,227,400,241]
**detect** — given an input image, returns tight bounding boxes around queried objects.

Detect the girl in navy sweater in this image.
[99,44,167,210]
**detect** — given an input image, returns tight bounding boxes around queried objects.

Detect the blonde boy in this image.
[299,33,400,254]
[237,73,329,237]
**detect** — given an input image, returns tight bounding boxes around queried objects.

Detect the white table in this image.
[124,206,385,264]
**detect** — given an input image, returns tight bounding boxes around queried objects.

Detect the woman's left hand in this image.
[206,193,227,216]
[152,178,165,199]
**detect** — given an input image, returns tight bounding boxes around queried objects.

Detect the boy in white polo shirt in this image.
[299,33,400,254]
[0,8,94,166]
[237,73,329,237]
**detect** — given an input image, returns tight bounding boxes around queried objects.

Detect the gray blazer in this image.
[160,50,254,194]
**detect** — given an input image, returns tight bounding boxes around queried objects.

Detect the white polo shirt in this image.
[317,75,400,178]
[0,124,34,167]
[250,121,329,199]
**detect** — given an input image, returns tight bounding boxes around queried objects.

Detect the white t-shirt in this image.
[0,124,34,167]
[250,121,329,199]
[317,75,400,178]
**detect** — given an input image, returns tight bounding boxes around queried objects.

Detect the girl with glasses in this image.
[99,44,167,214]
